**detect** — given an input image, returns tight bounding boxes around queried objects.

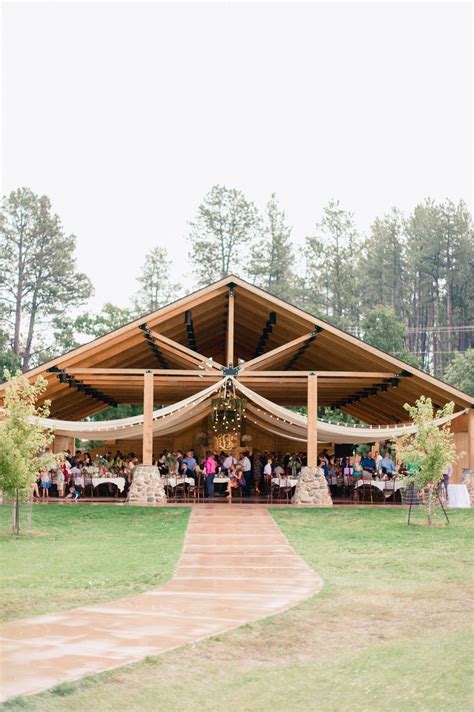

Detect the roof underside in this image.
[2,276,472,424]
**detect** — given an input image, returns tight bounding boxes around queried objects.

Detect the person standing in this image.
[240,451,252,497]
[204,451,217,499]
[442,463,453,501]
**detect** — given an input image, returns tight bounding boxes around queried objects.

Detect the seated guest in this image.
[352,455,363,478]
[223,451,237,473]
[379,451,396,476]
[182,450,197,481]
[273,462,285,478]
[360,454,376,473]
[226,464,245,500]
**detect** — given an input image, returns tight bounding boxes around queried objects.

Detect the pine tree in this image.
[187,185,260,286]
[134,246,177,314]
[247,194,295,300]
[304,200,361,327]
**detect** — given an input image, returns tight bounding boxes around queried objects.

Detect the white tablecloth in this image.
[92,477,126,493]
[355,480,404,495]
[163,477,195,488]
[73,476,85,487]
[447,484,471,508]
[213,476,230,484]
[272,478,298,488]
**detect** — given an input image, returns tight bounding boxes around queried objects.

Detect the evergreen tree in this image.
[74,303,134,340]
[360,208,407,320]
[304,200,361,327]
[188,185,261,286]
[405,199,473,376]
[0,188,93,370]
[134,246,177,315]
[248,194,295,300]
[444,349,474,396]
[361,305,419,367]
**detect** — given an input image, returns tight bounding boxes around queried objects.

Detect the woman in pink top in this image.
[204,452,217,499]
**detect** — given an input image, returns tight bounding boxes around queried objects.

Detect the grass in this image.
[1,507,473,711]
[0,504,190,623]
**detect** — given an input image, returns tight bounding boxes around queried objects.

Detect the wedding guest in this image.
[240,451,252,496]
[40,469,52,499]
[204,451,217,499]
[65,484,80,502]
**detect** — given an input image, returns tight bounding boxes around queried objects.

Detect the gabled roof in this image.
[2,275,472,422]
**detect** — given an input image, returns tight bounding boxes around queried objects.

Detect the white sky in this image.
[2,1,472,311]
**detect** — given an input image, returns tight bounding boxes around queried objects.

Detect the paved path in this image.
[0,505,322,702]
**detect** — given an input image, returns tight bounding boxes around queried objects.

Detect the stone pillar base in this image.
[127,465,167,504]
[293,466,333,506]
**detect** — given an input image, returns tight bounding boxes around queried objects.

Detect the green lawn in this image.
[0,504,190,623]
[2,508,473,712]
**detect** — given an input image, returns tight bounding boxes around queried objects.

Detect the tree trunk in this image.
[13,256,24,357]
[13,489,20,535]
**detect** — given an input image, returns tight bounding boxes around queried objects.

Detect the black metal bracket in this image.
[223,365,240,377]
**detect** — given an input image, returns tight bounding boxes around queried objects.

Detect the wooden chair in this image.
[383,478,396,504]
[191,471,205,503]
[174,475,189,503]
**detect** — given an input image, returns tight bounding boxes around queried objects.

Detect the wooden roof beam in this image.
[241,331,319,372]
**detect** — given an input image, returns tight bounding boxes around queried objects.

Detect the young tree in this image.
[396,397,458,526]
[0,188,93,371]
[444,349,474,397]
[248,194,295,301]
[188,185,261,285]
[304,200,361,326]
[0,371,56,533]
[134,246,177,314]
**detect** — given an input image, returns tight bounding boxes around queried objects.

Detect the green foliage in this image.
[396,396,458,525]
[74,303,134,339]
[248,194,295,301]
[444,349,474,396]
[303,200,361,326]
[134,246,178,314]
[188,184,261,285]
[0,372,58,530]
[0,188,93,370]
[0,329,21,382]
[360,208,406,319]
[361,305,420,368]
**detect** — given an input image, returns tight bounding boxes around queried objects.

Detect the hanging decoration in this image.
[209,378,247,435]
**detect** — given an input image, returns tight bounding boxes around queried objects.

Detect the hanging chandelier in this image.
[209,379,246,434]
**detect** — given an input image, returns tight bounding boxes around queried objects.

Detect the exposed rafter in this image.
[139,324,169,368]
[254,311,277,357]
[47,366,117,408]
[283,327,322,370]
[184,310,198,352]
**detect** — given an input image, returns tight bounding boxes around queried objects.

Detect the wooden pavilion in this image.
[2,276,473,480]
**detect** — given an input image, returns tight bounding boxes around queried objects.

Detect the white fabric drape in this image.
[234,380,468,443]
[12,375,467,443]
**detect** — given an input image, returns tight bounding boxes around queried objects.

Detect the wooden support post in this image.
[226,284,235,367]
[307,372,318,468]
[143,370,154,466]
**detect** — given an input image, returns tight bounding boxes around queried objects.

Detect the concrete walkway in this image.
[0,505,322,702]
